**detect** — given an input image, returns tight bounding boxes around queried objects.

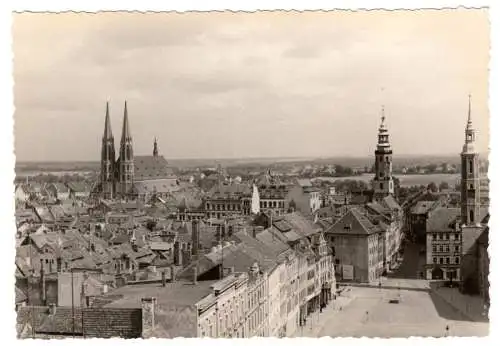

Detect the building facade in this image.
[425,208,462,280]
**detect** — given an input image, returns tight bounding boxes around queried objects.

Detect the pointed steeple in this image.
[103,101,113,139]
[463,94,476,154]
[466,94,473,132]
[121,100,131,143]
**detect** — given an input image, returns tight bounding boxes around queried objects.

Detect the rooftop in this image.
[104,280,216,309]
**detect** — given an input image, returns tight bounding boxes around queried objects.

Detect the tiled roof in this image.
[133,178,180,194]
[66,182,91,193]
[281,212,319,238]
[411,201,439,215]
[252,230,290,256]
[326,207,382,236]
[366,201,387,215]
[15,287,27,303]
[134,155,175,181]
[17,306,48,336]
[381,195,402,211]
[296,179,312,187]
[207,182,251,199]
[426,207,460,232]
[175,191,204,210]
[80,308,142,338]
[52,183,69,193]
[17,306,142,338]
[104,280,214,308]
[35,307,84,334]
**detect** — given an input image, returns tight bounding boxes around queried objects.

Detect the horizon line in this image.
[16,152,489,164]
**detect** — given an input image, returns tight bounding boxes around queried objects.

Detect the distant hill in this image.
[15,153,488,173]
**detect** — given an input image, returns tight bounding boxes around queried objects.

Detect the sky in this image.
[13,9,490,162]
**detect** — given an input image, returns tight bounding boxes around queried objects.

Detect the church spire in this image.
[463,94,476,154]
[118,100,134,197]
[103,101,113,139]
[121,100,131,143]
[100,101,116,200]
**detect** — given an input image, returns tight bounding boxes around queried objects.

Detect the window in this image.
[446,257,450,264]
[439,234,443,240]
[433,234,437,240]
[470,210,475,223]
[455,257,460,264]
[439,245,443,252]
[432,245,437,252]
[469,160,473,174]
[439,258,444,264]
[455,246,460,252]
[380,183,383,189]
[433,257,437,264]
[445,234,449,240]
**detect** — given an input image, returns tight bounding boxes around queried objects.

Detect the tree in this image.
[438,181,450,191]
[146,220,157,231]
[427,182,438,193]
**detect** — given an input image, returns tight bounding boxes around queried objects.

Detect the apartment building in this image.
[425,208,462,280]
[204,183,259,219]
[326,207,385,283]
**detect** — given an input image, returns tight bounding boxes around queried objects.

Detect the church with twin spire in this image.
[96,101,177,201]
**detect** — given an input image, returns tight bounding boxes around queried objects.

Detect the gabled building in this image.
[45,183,70,201]
[325,208,385,283]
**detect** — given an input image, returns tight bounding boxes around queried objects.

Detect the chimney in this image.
[48,303,57,316]
[40,267,47,305]
[173,241,183,266]
[141,297,157,335]
[193,266,198,285]
[161,270,166,287]
[170,265,176,282]
[191,220,200,258]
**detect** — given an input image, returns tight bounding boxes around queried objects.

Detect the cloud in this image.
[12,10,490,161]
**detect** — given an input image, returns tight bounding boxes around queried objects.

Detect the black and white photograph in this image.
[10,6,491,339]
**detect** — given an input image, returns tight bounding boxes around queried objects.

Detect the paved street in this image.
[314,285,489,337]
[299,243,489,338]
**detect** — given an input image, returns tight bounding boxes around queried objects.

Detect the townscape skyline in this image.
[13,9,489,162]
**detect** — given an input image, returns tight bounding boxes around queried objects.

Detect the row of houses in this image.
[15,182,92,204]
[17,212,336,338]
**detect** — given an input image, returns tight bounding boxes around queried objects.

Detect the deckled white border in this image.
[0,0,497,345]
